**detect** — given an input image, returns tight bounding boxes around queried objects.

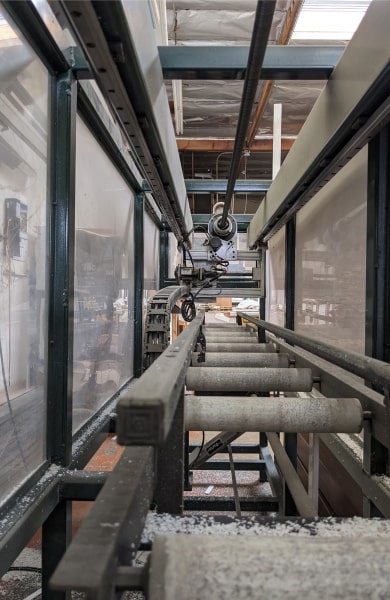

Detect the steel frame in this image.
[185,179,271,193]
[237,312,390,517]
[60,0,193,244]
[158,45,344,81]
[248,0,390,246]
[0,3,149,595]
[364,124,390,515]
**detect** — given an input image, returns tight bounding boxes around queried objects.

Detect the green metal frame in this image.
[134,193,145,377]
[364,125,390,516]
[158,45,344,81]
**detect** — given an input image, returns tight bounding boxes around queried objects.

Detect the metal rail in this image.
[237,312,390,394]
[220,0,276,228]
[51,447,154,598]
[117,310,205,446]
[267,433,317,518]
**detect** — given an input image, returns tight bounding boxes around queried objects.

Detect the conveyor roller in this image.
[191,352,290,368]
[206,342,275,353]
[184,396,363,433]
[203,336,258,343]
[186,367,313,392]
[149,534,390,600]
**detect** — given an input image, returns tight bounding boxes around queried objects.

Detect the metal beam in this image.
[0,476,60,576]
[185,179,271,193]
[51,447,154,598]
[177,138,294,153]
[117,311,204,446]
[267,432,317,518]
[273,337,389,451]
[159,45,344,81]
[134,194,144,378]
[248,0,390,246]
[47,70,76,466]
[237,312,390,394]
[61,0,192,243]
[2,0,70,75]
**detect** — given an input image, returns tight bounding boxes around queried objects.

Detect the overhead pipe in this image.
[219,0,276,229]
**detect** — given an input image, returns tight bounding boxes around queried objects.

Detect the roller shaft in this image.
[185,396,362,433]
[206,343,275,353]
[191,352,289,368]
[186,367,313,392]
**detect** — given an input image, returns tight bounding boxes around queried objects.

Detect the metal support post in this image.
[284,216,297,515]
[155,387,185,514]
[308,433,319,514]
[46,70,76,466]
[184,431,192,491]
[42,501,72,600]
[159,227,169,290]
[44,67,76,599]
[258,251,266,343]
[134,193,144,377]
[364,125,390,515]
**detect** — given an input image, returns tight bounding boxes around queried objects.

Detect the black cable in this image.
[8,567,42,574]
[187,248,195,268]
[181,294,196,322]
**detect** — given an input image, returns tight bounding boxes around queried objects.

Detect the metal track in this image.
[143,285,189,369]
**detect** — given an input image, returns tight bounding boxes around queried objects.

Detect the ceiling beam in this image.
[185,179,271,193]
[159,45,343,81]
[177,138,295,152]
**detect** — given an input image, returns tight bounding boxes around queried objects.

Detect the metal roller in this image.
[204,331,256,338]
[191,352,289,368]
[184,396,363,433]
[149,534,390,600]
[204,336,259,344]
[206,343,275,353]
[186,367,313,392]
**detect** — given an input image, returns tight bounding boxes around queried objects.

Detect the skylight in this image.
[292,0,372,41]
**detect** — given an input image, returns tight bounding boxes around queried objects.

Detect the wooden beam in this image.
[177,138,295,152]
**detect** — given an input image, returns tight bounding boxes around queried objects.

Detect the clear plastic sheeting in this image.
[0,10,48,505]
[295,146,368,353]
[266,227,286,327]
[73,116,135,432]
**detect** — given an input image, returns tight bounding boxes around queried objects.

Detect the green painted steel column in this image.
[47,70,76,466]
[42,501,72,600]
[43,69,76,600]
[364,125,390,517]
[159,225,169,290]
[134,193,144,377]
